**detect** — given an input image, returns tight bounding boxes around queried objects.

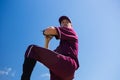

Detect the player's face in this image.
[60,19,71,27]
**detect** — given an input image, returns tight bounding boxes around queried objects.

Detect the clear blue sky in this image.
[0,0,120,80]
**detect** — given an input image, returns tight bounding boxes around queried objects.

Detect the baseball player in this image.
[21,16,79,80]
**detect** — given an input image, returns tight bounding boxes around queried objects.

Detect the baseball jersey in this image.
[54,26,79,69]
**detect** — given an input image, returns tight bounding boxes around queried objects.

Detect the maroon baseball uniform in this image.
[24,26,79,80]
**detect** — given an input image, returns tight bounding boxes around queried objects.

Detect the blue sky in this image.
[0,0,120,80]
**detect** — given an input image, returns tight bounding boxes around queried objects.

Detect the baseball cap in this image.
[59,16,71,24]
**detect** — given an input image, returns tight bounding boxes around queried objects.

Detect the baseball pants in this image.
[22,44,77,80]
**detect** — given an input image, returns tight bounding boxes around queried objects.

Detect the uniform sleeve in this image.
[55,27,77,41]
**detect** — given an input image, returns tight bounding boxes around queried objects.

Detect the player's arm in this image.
[43,26,58,49]
[43,26,58,36]
[44,35,53,49]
